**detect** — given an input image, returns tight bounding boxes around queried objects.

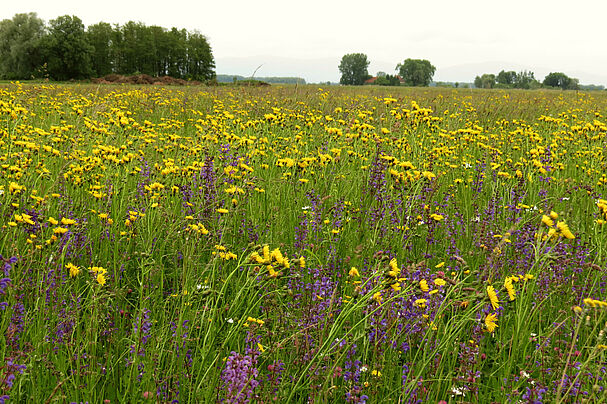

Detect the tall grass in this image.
[1,82,607,402]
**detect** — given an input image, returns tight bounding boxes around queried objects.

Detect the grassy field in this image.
[1,82,607,403]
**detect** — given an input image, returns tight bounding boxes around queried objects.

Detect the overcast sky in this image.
[4,0,607,84]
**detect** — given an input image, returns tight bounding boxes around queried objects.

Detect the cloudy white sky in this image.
[4,0,607,84]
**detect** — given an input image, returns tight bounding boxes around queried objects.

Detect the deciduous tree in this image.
[496,70,516,85]
[543,72,578,90]
[513,70,539,89]
[396,59,436,86]
[87,22,114,76]
[0,13,45,79]
[338,53,370,85]
[41,15,93,80]
[474,74,496,89]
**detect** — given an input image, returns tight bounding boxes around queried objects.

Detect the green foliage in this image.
[41,15,94,81]
[86,22,114,77]
[185,31,215,81]
[474,74,496,89]
[374,74,400,86]
[95,23,214,80]
[0,13,45,80]
[0,13,215,81]
[338,53,370,85]
[396,58,436,86]
[544,72,579,90]
[496,70,516,85]
[476,70,540,90]
[514,70,539,89]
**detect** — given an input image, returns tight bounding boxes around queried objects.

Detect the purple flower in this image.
[220,351,259,403]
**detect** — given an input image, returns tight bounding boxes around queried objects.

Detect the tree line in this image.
[337,53,598,90]
[338,53,436,86]
[474,70,587,90]
[0,13,215,81]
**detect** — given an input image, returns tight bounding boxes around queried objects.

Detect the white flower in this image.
[302,206,312,210]
[359,366,368,372]
[450,386,466,396]
[463,163,472,169]
[226,318,234,324]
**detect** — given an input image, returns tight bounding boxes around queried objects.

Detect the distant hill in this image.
[216,74,306,84]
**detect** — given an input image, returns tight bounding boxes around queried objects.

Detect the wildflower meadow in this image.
[1,82,607,403]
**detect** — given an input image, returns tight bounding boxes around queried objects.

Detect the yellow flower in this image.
[262,245,270,262]
[268,266,280,278]
[246,316,264,326]
[541,215,554,227]
[414,298,427,308]
[349,267,360,277]
[504,277,516,301]
[584,298,607,308]
[21,214,34,225]
[434,278,446,286]
[60,217,76,225]
[556,221,575,239]
[485,313,498,333]
[89,266,107,285]
[430,213,444,221]
[547,228,557,240]
[9,182,24,194]
[419,279,429,292]
[249,252,263,264]
[89,266,106,273]
[48,217,59,225]
[487,285,500,310]
[53,227,69,235]
[216,208,229,214]
[66,263,80,278]
[373,292,382,304]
